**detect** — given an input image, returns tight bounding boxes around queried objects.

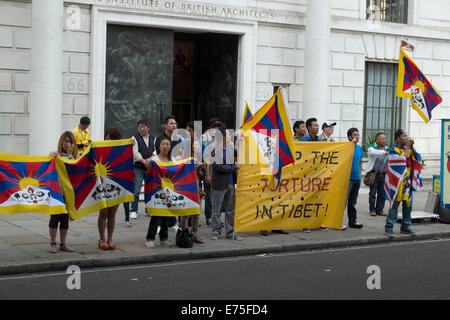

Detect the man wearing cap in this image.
[319,121,336,142]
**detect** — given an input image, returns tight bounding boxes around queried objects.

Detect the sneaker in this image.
[160,240,168,246]
[341,225,348,231]
[206,219,211,226]
[130,211,137,219]
[59,244,74,252]
[211,235,219,240]
[49,243,58,253]
[227,234,243,241]
[370,211,376,216]
[385,228,395,238]
[400,227,417,236]
[303,229,311,233]
[145,240,155,248]
[157,225,161,234]
[170,225,180,232]
[320,227,328,231]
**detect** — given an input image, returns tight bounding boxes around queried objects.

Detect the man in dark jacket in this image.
[210,125,242,241]
[129,119,154,219]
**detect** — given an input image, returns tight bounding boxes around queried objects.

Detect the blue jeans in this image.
[385,199,413,231]
[131,167,146,213]
[347,179,361,224]
[211,185,235,238]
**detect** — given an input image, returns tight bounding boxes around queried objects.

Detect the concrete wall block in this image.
[419,122,440,138]
[257,47,283,65]
[443,62,450,76]
[0,93,25,113]
[63,6,91,33]
[354,88,364,104]
[295,68,304,84]
[62,74,89,94]
[433,42,450,61]
[69,54,90,74]
[430,76,450,92]
[0,114,11,134]
[384,36,396,60]
[329,70,343,86]
[256,65,269,83]
[344,36,365,54]
[74,95,89,115]
[374,35,385,60]
[0,49,30,70]
[14,73,31,92]
[331,0,360,11]
[14,115,29,135]
[363,34,375,59]
[355,55,365,71]
[0,4,31,27]
[269,31,296,49]
[0,28,13,48]
[257,29,270,47]
[327,104,341,120]
[422,60,442,76]
[413,41,432,59]
[288,102,300,119]
[343,71,364,87]
[0,72,12,91]
[269,67,295,84]
[62,95,73,115]
[330,33,345,52]
[62,116,80,133]
[296,32,305,49]
[0,135,28,154]
[14,29,32,49]
[63,31,91,53]
[332,53,354,70]
[288,85,303,102]
[331,87,353,103]
[283,51,304,67]
[255,85,274,101]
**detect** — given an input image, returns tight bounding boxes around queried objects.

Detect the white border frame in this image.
[90,5,257,140]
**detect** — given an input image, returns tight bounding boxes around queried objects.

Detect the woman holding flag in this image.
[145,136,176,248]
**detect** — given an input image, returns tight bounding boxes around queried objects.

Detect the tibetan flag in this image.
[242,88,295,186]
[397,48,442,123]
[0,154,66,214]
[241,101,254,126]
[383,144,422,207]
[55,139,134,220]
[400,40,414,52]
[145,158,200,216]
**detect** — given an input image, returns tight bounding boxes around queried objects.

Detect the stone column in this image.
[29,0,63,155]
[302,0,331,123]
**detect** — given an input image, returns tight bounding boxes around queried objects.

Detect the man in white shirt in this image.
[367,132,389,216]
[318,121,336,142]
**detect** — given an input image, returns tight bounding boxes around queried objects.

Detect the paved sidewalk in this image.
[0,185,448,275]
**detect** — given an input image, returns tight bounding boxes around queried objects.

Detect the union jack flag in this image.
[383,144,422,207]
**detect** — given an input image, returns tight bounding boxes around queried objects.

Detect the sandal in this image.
[98,240,109,250]
[107,242,116,250]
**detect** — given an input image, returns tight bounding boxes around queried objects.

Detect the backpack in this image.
[176,228,193,248]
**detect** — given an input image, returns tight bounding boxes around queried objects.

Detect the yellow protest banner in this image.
[234,141,355,231]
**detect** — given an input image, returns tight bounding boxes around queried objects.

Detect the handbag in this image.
[364,154,385,187]
[176,228,193,248]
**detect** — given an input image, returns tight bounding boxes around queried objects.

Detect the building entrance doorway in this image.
[105,25,238,138]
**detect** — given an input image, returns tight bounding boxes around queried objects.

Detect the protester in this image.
[179,121,205,244]
[48,131,78,253]
[319,121,336,142]
[293,120,307,141]
[367,132,389,217]
[203,118,223,226]
[157,115,185,230]
[145,136,176,248]
[210,124,242,241]
[73,116,91,155]
[299,118,322,142]
[345,128,363,229]
[97,128,122,250]
[130,119,155,220]
[384,129,421,238]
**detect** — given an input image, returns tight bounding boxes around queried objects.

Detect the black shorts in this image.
[49,214,69,230]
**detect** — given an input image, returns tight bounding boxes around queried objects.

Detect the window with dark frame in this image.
[366,0,408,24]
[363,62,403,148]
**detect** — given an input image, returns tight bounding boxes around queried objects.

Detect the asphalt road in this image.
[1,239,450,301]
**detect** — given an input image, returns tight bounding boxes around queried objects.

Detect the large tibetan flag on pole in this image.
[241,101,254,127]
[242,88,295,186]
[145,158,200,216]
[55,139,134,220]
[0,154,66,214]
[397,41,442,123]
